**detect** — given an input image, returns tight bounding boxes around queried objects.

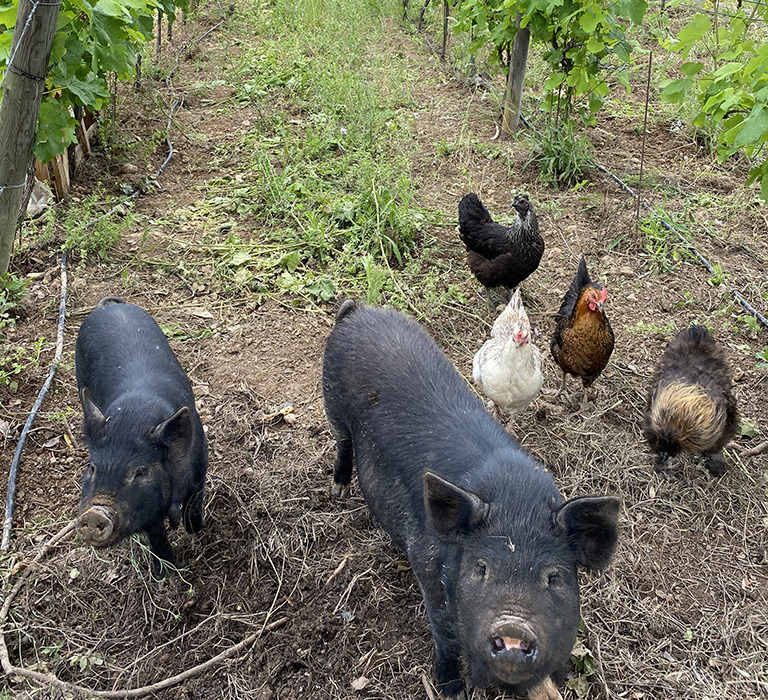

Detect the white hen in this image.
[472,289,543,415]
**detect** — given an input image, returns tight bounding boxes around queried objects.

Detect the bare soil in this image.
[1,3,767,700]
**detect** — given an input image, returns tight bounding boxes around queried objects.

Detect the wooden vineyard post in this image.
[0,0,61,275]
[501,15,530,137]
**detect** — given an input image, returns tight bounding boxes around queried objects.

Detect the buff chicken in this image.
[643,324,738,476]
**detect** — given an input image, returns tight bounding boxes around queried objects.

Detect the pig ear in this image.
[423,470,489,539]
[555,495,621,571]
[151,406,193,451]
[80,387,107,437]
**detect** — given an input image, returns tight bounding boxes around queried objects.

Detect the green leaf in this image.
[729,108,768,149]
[34,98,77,162]
[617,71,630,90]
[660,78,694,104]
[280,251,301,272]
[586,37,604,53]
[680,61,704,77]
[672,15,710,58]
[712,62,744,79]
[544,72,566,91]
[0,3,16,27]
[65,73,110,110]
[616,0,647,24]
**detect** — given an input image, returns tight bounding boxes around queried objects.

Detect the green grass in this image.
[174,0,439,305]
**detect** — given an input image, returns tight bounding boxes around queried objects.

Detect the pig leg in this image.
[182,489,205,533]
[331,430,354,497]
[144,522,174,578]
[527,676,562,700]
[413,564,465,696]
[426,608,464,696]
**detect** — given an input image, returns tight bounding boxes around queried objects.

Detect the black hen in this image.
[643,324,738,476]
[458,192,544,306]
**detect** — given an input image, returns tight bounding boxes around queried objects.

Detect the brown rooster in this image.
[458,192,544,308]
[643,324,738,476]
[550,257,614,411]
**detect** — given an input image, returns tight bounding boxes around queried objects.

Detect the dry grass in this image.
[2,1,768,699]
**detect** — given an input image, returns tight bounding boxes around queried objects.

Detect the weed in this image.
[0,272,29,335]
[756,347,768,370]
[567,636,599,698]
[360,254,390,304]
[523,122,594,188]
[675,291,698,308]
[0,336,46,391]
[708,262,726,287]
[738,417,761,438]
[61,190,135,262]
[625,319,676,335]
[738,314,761,335]
[638,211,691,272]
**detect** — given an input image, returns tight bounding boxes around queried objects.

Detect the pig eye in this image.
[543,567,562,588]
[473,560,488,579]
[132,466,149,481]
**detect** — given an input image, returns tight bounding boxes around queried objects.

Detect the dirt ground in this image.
[1,2,767,700]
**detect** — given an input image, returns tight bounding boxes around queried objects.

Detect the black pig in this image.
[75,297,208,576]
[322,300,620,700]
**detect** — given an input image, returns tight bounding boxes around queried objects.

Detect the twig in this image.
[741,441,768,458]
[323,556,350,587]
[421,673,438,700]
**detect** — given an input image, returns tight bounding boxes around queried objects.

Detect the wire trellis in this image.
[406,0,768,331]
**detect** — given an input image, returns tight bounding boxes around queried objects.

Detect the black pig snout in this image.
[487,617,540,678]
[77,504,117,547]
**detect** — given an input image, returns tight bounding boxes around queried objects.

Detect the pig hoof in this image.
[527,676,562,700]
[331,482,350,498]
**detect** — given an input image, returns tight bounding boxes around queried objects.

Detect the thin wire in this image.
[410,13,768,330]
[0,0,62,92]
[1,251,67,551]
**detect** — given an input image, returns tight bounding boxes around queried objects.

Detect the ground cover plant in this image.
[1,0,767,698]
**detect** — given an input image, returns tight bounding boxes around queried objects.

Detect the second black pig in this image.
[75,297,208,576]
[323,300,620,700]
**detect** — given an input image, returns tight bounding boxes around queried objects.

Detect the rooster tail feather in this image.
[557,256,591,317]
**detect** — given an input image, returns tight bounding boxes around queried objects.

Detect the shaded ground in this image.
[1,2,767,700]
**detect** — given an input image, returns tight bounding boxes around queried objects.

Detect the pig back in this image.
[323,303,555,546]
[76,301,195,410]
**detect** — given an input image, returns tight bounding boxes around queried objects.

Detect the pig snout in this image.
[487,617,540,679]
[77,505,117,547]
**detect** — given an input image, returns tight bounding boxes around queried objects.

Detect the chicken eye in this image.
[474,560,488,579]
